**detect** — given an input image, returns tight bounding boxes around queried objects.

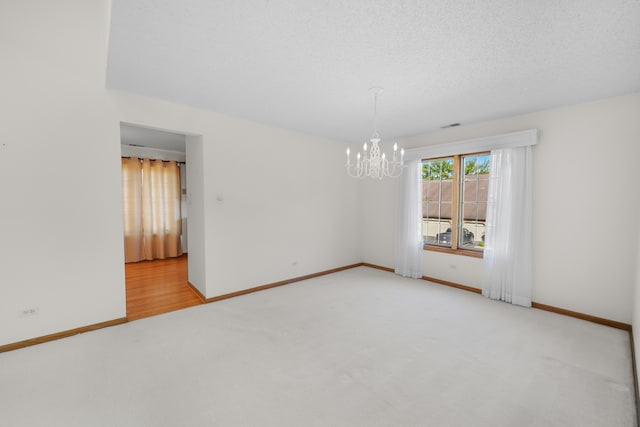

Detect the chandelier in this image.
[345,87,405,179]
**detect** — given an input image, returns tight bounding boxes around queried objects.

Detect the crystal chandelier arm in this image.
[345,147,367,178]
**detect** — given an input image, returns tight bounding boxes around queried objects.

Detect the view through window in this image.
[422,153,490,252]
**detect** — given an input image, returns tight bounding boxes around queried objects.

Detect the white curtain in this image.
[394,159,423,278]
[483,146,533,306]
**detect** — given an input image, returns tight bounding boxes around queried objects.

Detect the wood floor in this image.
[125,254,203,321]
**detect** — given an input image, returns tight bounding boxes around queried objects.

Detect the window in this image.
[422,152,490,255]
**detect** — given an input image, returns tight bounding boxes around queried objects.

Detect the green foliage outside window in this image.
[422,156,490,180]
[422,159,454,180]
[463,156,490,175]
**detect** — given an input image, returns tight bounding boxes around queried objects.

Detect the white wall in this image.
[0,0,360,346]
[0,0,126,345]
[110,91,361,298]
[4,0,637,349]
[180,163,188,254]
[361,93,640,324]
[633,226,640,392]
[185,136,206,294]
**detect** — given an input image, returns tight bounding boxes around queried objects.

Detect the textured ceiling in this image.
[106,0,640,143]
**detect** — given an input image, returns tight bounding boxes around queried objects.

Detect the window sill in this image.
[423,245,484,259]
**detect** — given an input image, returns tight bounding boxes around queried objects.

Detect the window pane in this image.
[461,154,490,249]
[422,158,454,246]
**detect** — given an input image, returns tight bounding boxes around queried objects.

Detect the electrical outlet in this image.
[19,307,39,317]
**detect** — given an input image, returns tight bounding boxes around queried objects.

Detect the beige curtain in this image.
[122,157,183,263]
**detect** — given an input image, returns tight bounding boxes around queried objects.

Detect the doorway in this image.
[120,123,203,320]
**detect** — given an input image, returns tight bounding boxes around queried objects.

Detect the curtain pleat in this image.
[482,146,533,306]
[122,157,182,263]
[394,159,423,278]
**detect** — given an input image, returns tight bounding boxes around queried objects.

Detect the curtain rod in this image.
[122,156,185,165]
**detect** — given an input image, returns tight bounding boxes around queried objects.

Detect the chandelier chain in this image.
[373,90,379,138]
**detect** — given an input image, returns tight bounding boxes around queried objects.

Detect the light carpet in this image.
[0,267,635,426]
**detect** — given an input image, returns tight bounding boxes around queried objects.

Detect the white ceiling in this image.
[120,123,186,152]
[106,0,640,144]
